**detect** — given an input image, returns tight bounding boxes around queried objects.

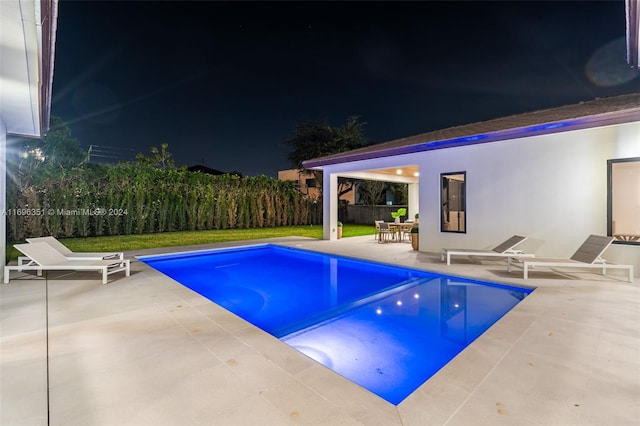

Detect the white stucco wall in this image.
[319,121,639,275]
[416,122,640,276]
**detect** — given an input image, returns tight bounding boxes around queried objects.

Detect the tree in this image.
[357,180,387,205]
[9,116,87,189]
[286,116,368,199]
[136,143,175,168]
[286,116,367,171]
[41,116,87,168]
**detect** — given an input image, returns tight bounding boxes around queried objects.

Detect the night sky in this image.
[51,1,640,177]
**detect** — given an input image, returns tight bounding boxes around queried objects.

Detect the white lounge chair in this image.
[508,235,634,283]
[4,242,130,285]
[441,235,533,265]
[25,236,123,260]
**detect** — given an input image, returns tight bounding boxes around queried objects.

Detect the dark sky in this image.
[51,1,640,177]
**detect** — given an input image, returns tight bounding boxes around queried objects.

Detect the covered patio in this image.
[302,94,640,279]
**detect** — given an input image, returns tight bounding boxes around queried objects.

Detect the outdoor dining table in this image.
[388,222,415,242]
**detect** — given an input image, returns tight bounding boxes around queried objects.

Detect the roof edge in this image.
[39,0,58,135]
[304,95,640,169]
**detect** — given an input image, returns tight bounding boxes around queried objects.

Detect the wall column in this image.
[408,182,419,221]
[0,119,7,281]
[322,171,338,240]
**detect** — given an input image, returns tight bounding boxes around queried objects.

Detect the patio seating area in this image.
[376,221,416,243]
[1,236,638,425]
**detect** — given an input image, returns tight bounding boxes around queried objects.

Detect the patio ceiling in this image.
[0,0,58,138]
[337,165,420,184]
[369,166,420,178]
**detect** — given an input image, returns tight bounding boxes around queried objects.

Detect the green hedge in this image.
[7,164,320,240]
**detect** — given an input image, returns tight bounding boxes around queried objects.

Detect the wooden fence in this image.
[341,205,409,225]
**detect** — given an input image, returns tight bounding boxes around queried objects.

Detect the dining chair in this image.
[377,222,395,243]
[374,220,384,241]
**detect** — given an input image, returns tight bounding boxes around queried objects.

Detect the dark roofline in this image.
[40,0,58,135]
[187,164,226,175]
[303,94,640,169]
[627,0,639,68]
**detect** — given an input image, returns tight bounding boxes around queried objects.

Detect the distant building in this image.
[278,169,320,198]
[277,169,355,204]
[187,165,226,175]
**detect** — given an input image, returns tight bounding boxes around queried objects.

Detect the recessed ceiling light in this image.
[396,169,402,174]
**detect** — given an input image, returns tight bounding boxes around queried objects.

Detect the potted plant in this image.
[390,207,407,223]
[414,213,419,223]
[410,225,419,250]
[337,221,343,239]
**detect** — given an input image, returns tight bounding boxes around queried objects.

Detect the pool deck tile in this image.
[1,236,638,425]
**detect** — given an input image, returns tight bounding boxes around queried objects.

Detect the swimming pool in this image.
[140,244,532,405]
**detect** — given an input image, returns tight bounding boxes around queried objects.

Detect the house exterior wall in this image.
[415,121,639,276]
[319,121,639,275]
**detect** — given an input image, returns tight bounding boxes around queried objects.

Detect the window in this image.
[441,172,466,233]
[305,178,316,188]
[608,157,640,244]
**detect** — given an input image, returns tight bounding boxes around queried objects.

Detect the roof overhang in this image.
[303,94,640,170]
[627,0,640,68]
[0,0,58,138]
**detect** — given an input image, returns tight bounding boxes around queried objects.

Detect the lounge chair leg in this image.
[3,268,9,284]
[102,269,108,284]
[523,265,529,280]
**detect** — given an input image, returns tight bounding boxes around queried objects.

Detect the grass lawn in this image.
[6,224,376,261]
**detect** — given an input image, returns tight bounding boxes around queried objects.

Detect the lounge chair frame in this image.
[507,235,634,283]
[4,242,130,285]
[441,235,533,265]
[26,236,123,260]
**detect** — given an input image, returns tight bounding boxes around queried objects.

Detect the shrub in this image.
[7,164,320,239]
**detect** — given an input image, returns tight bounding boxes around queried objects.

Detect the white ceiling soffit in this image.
[338,167,420,183]
[0,0,58,138]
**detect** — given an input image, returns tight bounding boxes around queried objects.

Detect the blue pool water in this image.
[140,244,532,405]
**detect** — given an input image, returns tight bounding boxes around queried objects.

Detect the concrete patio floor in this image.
[1,235,638,425]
